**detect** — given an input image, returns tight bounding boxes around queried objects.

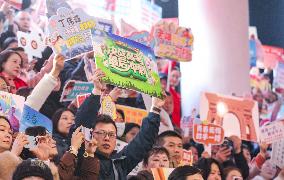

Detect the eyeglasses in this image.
[93,130,116,139]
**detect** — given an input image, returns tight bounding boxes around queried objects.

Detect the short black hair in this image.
[8,47,25,52]
[94,114,117,133]
[25,126,48,137]
[195,158,223,179]
[2,37,18,50]
[223,166,242,179]
[168,165,202,180]
[116,109,125,121]
[143,146,170,167]
[155,130,182,146]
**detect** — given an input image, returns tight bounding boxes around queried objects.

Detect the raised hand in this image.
[71,126,84,152]
[109,87,122,102]
[85,138,98,155]
[50,54,65,77]
[91,68,106,94]
[11,133,29,156]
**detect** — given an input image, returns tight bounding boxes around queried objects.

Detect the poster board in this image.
[20,105,53,133]
[93,32,163,98]
[193,122,224,145]
[151,168,175,180]
[152,20,194,62]
[60,80,94,102]
[200,92,260,142]
[260,120,284,144]
[271,139,284,168]
[0,91,25,132]
[116,104,148,125]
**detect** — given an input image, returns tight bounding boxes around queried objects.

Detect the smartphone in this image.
[24,136,37,149]
[82,127,93,141]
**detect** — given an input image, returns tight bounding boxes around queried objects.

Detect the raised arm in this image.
[25,55,64,111]
[74,69,105,128]
[119,96,165,174]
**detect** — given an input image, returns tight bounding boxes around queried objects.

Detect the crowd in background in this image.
[0,1,284,180]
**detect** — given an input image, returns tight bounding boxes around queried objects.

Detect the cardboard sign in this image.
[180,149,193,166]
[93,32,164,98]
[260,120,284,144]
[152,20,194,62]
[100,95,117,120]
[0,91,25,132]
[60,80,94,102]
[17,31,45,62]
[76,93,91,108]
[193,123,224,146]
[116,104,148,125]
[151,168,175,180]
[20,105,53,133]
[125,31,155,48]
[4,0,22,10]
[48,7,94,59]
[200,92,260,142]
[271,139,284,168]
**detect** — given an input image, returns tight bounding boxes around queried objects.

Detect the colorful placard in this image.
[4,0,22,10]
[200,92,260,142]
[60,80,94,102]
[116,104,148,125]
[193,122,224,146]
[93,32,163,98]
[17,31,45,62]
[20,105,53,133]
[0,91,25,132]
[76,93,91,108]
[47,7,94,59]
[151,168,175,180]
[100,95,117,120]
[260,120,284,144]
[271,139,284,168]
[180,149,193,166]
[152,20,194,62]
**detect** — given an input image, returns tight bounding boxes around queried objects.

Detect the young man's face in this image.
[93,123,117,155]
[162,136,183,166]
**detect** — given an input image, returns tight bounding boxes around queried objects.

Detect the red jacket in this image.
[170,87,181,127]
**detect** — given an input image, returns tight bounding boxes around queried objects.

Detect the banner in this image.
[116,104,148,125]
[152,20,194,62]
[17,31,45,62]
[200,92,260,142]
[260,120,284,144]
[93,32,164,98]
[60,80,94,102]
[20,105,53,133]
[0,91,25,132]
[193,122,224,146]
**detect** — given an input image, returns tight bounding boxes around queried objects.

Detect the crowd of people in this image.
[0,1,283,180]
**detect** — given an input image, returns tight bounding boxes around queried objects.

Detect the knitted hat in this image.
[12,159,53,180]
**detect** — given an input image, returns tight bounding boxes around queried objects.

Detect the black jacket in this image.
[73,93,160,180]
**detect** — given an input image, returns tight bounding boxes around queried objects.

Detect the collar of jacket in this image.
[96,150,126,161]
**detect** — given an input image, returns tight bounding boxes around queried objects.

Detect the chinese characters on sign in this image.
[94,32,164,98]
[260,120,284,144]
[271,139,284,169]
[193,123,224,145]
[153,20,194,62]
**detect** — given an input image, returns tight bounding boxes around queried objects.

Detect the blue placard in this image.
[20,105,53,134]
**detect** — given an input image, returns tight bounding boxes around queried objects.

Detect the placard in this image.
[48,7,94,59]
[151,168,175,180]
[260,120,284,144]
[0,91,25,132]
[180,149,193,166]
[20,105,53,133]
[271,139,284,168]
[116,104,148,125]
[100,95,117,120]
[76,93,91,108]
[200,92,260,142]
[152,20,194,62]
[124,31,155,48]
[93,32,164,98]
[17,31,45,62]
[193,122,224,146]
[60,80,94,102]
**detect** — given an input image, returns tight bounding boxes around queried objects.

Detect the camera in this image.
[82,126,93,141]
[221,138,234,151]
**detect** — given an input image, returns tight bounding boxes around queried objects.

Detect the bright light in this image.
[217,102,228,117]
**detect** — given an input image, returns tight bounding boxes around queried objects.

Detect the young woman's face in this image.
[146,153,170,169]
[125,127,140,143]
[170,70,181,87]
[0,118,12,152]
[208,163,221,180]
[2,53,21,77]
[57,111,75,136]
